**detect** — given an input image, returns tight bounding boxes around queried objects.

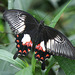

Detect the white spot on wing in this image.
[10,13,26,34]
[47,39,54,50]
[51,39,54,50]
[54,35,65,43]
[47,39,50,49]
[21,34,31,44]
[19,15,26,21]
[18,25,25,33]
[40,41,46,51]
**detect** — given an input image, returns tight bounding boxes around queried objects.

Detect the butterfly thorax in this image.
[38,20,44,31]
[39,20,44,26]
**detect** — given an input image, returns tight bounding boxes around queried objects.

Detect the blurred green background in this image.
[0,0,75,75]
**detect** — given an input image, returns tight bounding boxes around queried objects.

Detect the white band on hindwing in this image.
[21,34,31,44]
[40,41,46,51]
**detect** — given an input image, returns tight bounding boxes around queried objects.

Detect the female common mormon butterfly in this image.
[3,9,75,70]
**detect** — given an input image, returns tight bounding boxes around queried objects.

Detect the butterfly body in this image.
[3,9,75,70]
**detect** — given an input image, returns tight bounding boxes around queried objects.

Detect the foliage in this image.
[0,0,75,75]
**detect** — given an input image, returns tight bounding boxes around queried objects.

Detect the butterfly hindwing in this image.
[13,33,33,59]
[35,41,50,60]
[35,41,50,70]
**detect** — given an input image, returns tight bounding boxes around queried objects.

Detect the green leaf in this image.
[71,39,75,46]
[54,56,75,75]
[50,0,72,28]
[14,0,33,10]
[0,19,4,31]
[15,66,33,75]
[8,0,14,9]
[31,53,36,75]
[45,56,56,75]
[0,49,26,69]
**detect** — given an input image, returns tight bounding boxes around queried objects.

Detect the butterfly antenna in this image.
[35,10,42,21]
[41,13,49,22]
[41,13,56,25]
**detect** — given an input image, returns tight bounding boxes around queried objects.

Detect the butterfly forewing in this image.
[3,9,39,34]
[45,26,75,59]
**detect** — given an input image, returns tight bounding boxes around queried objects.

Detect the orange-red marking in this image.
[19,50,22,53]
[17,44,20,48]
[36,44,40,49]
[41,57,44,60]
[22,43,25,46]
[23,50,27,53]
[25,40,32,47]
[29,43,31,47]
[25,42,29,46]
[30,40,32,47]
[17,35,19,37]
[46,54,49,57]
[42,50,45,52]
[36,54,40,58]
[28,49,30,52]
[35,51,37,54]
[39,46,42,50]
[16,40,19,43]
[36,44,44,51]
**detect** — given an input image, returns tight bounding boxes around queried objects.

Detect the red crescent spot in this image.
[25,42,29,46]
[36,44,44,51]
[36,44,40,49]
[35,51,37,54]
[28,49,30,52]
[25,40,32,47]
[41,57,44,60]
[39,46,43,50]
[46,54,49,57]
[42,50,45,52]
[30,40,32,46]
[22,43,25,46]
[30,40,32,43]
[17,44,20,48]
[36,54,40,58]
[23,50,27,53]
[16,40,19,43]
[17,35,19,37]
[19,50,22,53]
[29,43,31,47]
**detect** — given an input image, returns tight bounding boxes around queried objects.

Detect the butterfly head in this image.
[39,20,44,26]
[38,20,44,30]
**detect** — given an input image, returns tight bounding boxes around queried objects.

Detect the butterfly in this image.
[3,9,75,70]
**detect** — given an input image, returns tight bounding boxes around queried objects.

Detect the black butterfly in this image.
[3,9,75,70]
